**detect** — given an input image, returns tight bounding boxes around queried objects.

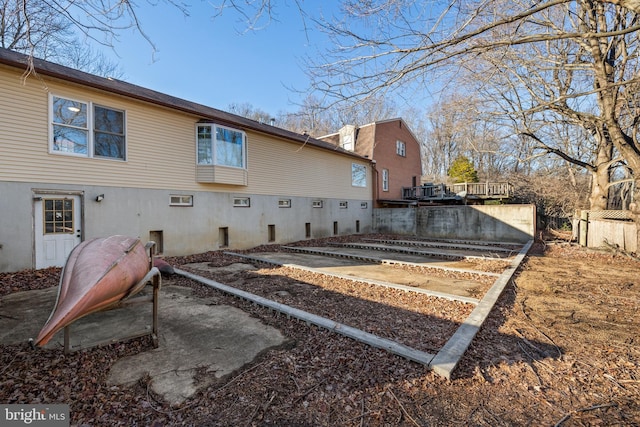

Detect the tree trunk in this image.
[589,166,610,211]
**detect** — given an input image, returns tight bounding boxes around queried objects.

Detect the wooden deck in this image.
[402,182,513,202]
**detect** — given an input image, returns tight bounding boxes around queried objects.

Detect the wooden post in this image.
[579,210,589,246]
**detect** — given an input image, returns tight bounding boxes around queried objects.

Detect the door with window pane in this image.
[34,195,82,269]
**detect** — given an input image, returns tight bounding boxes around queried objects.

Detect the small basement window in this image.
[233,197,250,207]
[339,201,348,209]
[312,200,323,208]
[278,199,291,208]
[170,195,193,206]
[361,202,368,209]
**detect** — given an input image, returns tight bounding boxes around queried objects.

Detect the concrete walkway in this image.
[0,285,287,405]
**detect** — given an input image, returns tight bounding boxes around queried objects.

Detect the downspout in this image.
[371,159,378,231]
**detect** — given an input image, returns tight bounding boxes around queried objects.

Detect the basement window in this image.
[233,197,250,207]
[312,200,323,208]
[339,201,348,209]
[278,199,291,208]
[170,195,193,206]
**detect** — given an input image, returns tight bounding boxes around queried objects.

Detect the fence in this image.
[576,210,637,253]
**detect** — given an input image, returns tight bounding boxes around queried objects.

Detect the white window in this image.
[197,124,246,168]
[339,201,348,209]
[312,200,323,208]
[50,95,126,160]
[233,197,250,207]
[342,133,354,151]
[382,169,389,192]
[396,140,406,157]
[352,163,367,187]
[361,202,368,209]
[170,195,193,206]
[278,199,291,208]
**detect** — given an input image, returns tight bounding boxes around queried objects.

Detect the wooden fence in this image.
[577,210,638,253]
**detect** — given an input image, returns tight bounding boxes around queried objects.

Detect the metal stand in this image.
[63,242,162,354]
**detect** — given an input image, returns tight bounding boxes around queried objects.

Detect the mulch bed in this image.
[1,236,638,426]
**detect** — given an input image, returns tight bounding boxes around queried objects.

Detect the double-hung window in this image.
[396,140,406,157]
[197,124,246,168]
[50,95,126,160]
[382,169,389,191]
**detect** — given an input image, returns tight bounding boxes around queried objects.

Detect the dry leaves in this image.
[1,236,639,426]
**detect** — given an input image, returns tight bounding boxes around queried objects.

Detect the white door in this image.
[34,195,82,269]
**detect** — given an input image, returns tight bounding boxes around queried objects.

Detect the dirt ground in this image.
[0,235,639,426]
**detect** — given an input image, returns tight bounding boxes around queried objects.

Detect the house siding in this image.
[0,62,373,272]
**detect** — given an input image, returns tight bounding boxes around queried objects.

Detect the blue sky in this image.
[103,2,331,116]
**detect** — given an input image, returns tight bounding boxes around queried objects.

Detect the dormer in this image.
[339,125,357,151]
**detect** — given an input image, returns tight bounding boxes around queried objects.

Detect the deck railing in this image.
[402,182,513,201]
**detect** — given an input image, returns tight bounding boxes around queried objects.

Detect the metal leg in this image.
[152,272,160,348]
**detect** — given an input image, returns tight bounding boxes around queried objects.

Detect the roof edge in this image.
[0,48,368,161]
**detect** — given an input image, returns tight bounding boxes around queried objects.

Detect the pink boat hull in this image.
[35,235,150,347]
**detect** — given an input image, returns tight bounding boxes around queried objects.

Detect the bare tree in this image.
[0,0,126,77]
[3,0,188,76]
[228,102,274,124]
[277,94,399,137]
[421,93,509,182]
[297,1,640,219]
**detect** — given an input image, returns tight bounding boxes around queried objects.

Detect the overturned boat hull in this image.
[35,235,150,347]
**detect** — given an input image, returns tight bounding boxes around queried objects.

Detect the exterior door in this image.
[34,195,82,269]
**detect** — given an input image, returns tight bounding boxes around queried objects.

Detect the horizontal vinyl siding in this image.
[0,66,198,189]
[245,133,370,199]
[0,69,50,180]
[0,66,371,200]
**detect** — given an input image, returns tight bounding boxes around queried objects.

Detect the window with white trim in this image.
[382,169,389,191]
[278,199,291,208]
[233,197,250,207]
[50,95,126,160]
[396,140,406,157]
[352,163,367,187]
[170,195,193,206]
[312,200,323,208]
[361,202,368,209]
[197,123,246,168]
[339,201,348,208]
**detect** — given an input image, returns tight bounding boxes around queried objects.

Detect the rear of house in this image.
[0,48,373,273]
[319,119,423,207]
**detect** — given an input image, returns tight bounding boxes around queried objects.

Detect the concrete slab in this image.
[240,250,489,299]
[0,284,287,405]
